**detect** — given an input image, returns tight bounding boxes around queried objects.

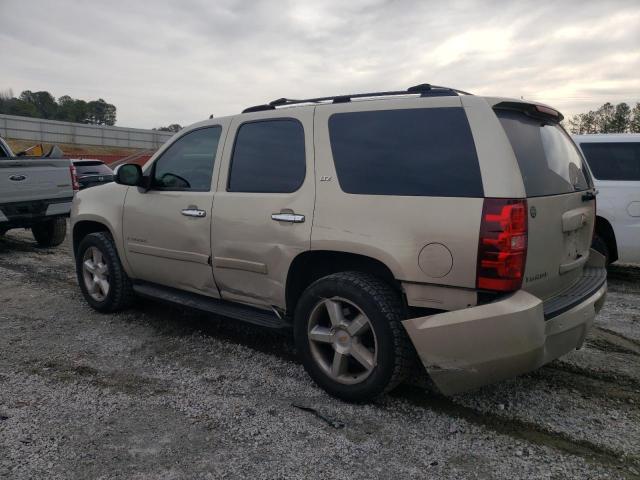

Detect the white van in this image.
[574,134,640,264]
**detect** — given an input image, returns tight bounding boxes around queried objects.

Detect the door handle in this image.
[181,208,207,218]
[271,213,305,223]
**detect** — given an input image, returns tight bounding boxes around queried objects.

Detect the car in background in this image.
[72,160,114,190]
[573,134,640,265]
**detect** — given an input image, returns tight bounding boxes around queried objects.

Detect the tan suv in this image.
[71,84,607,402]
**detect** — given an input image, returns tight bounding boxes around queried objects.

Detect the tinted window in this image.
[228,119,305,193]
[497,110,590,196]
[153,126,221,191]
[74,162,113,175]
[328,108,483,197]
[580,142,640,181]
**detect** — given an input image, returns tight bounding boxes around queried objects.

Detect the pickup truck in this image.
[0,137,76,247]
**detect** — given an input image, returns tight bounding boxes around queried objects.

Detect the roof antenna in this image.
[209,114,214,119]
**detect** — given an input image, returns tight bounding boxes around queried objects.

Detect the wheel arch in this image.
[594,215,618,263]
[285,250,401,314]
[72,220,112,256]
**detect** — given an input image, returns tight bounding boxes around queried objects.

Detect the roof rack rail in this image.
[242,84,472,113]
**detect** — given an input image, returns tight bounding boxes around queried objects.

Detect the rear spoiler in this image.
[493,101,564,123]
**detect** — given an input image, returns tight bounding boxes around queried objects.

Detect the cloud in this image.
[1,0,638,128]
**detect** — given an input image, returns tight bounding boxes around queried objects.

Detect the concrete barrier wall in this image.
[0,114,173,149]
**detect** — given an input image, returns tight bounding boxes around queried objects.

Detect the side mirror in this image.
[115,163,144,187]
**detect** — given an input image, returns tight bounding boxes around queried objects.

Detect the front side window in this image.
[328,107,483,197]
[580,142,640,181]
[152,126,221,191]
[228,119,306,193]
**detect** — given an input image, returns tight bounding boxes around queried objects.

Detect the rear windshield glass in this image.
[328,107,483,197]
[579,142,640,181]
[74,162,113,175]
[497,110,590,196]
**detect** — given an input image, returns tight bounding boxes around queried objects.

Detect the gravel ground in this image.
[0,228,639,479]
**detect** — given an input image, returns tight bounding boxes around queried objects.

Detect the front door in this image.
[211,109,315,309]
[122,125,225,296]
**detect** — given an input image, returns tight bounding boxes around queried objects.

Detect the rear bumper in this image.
[402,251,607,395]
[0,197,72,229]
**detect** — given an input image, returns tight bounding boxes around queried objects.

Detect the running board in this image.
[133,282,290,330]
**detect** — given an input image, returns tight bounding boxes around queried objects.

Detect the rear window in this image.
[579,142,640,181]
[328,107,483,197]
[74,162,112,175]
[497,110,590,196]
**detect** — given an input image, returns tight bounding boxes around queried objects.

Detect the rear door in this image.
[496,108,595,299]
[211,109,314,309]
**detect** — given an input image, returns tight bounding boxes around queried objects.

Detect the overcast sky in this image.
[1,0,639,129]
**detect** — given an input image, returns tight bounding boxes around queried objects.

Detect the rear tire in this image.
[76,232,134,312]
[31,217,66,247]
[294,271,413,403]
[592,234,611,265]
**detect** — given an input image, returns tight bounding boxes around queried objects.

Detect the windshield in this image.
[497,110,591,196]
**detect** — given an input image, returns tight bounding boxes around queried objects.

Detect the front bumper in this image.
[402,251,607,395]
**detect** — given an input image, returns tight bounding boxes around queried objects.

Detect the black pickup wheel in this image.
[31,217,67,247]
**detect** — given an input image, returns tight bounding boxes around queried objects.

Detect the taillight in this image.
[477,198,528,292]
[69,164,79,192]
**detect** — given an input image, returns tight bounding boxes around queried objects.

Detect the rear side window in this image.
[579,142,640,181]
[328,108,483,197]
[74,162,113,175]
[152,126,221,191]
[228,119,306,193]
[497,110,590,196]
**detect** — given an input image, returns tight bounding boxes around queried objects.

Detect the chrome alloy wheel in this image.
[82,246,110,302]
[307,297,378,385]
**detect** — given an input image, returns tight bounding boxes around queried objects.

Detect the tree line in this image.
[153,124,182,132]
[0,89,117,126]
[567,102,640,134]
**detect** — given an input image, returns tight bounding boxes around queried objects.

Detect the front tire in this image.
[31,217,66,247]
[76,232,134,312]
[294,271,413,403]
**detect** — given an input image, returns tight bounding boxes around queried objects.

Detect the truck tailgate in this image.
[0,158,74,204]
